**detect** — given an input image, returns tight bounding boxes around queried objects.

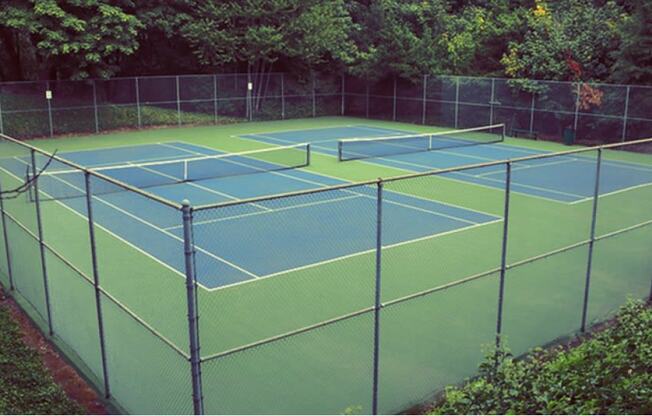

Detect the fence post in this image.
[213,74,218,124]
[176,75,182,126]
[621,85,630,142]
[135,77,142,129]
[30,149,54,335]
[573,82,580,132]
[489,78,496,125]
[341,75,345,116]
[92,80,100,134]
[312,71,317,118]
[421,75,427,125]
[0,86,4,135]
[182,200,204,415]
[84,172,111,398]
[46,81,54,137]
[454,77,460,129]
[281,73,286,119]
[392,76,397,121]
[0,181,14,290]
[495,161,511,347]
[529,92,536,135]
[371,180,383,415]
[580,148,603,332]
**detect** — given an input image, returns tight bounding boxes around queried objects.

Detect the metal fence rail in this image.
[0,130,651,414]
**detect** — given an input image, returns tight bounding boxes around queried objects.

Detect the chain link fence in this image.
[0,129,650,414]
[2,72,651,145]
[343,75,652,145]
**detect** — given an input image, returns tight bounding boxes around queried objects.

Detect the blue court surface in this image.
[1,139,500,290]
[242,125,652,203]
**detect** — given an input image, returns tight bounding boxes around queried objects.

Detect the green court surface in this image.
[0,116,651,414]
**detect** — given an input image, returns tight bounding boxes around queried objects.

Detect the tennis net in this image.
[33,143,311,201]
[338,124,505,161]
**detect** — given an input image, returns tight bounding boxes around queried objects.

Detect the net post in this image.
[92,79,100,133]
[338,140,343,161]
[84,171,111,399]
[135,77,142,129]
[281,73,286,119]
[371,179,383,415]
[46,81,54,137]
[0,181,15,290]
[454,76,460,129]
[176,75,182,126]
[213,74,218,124]
[580,148,602,332]
[621,85,630,142]
[421,74,427,124]
[495,161,511,348]
[306,143,311,166]
[30,149,54,335]
[182,200,204,415]
[392,76,397,121]
[340,75,345,116]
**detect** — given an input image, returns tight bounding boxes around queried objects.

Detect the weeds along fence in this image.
[0,131,651,414]
[1,73,651,144]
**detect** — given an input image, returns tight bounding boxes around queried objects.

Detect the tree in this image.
[501,0,625,81]
[0,0,142,81]
[611,1,652,84]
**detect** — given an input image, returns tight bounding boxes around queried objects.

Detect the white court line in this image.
[243,133,335,153]
[237,128,574,204]
[476,158,579,177]
[234,123,368,138]
[0,165,212,289]
[9,159,260,282]
[164,194,363,231]
[569,181,652,205]
[257,220,503,280]
[177,140,483,226]
[155,143,272,212]
[204,218,503,292]
[352,153,586,200]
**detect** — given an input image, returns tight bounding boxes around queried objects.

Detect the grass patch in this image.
[430,299,652,414]
[0,290,84,414]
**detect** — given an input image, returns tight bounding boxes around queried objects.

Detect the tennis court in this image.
[1,115,651,415]
[242,124,652,203]
[1,139,499,289]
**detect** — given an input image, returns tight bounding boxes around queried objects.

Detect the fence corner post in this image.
[581,148,603,332]
[371,179,383,415]
[30,149,54,335]
[496,161,511,348]
[84,172,111,399]
[0,181,14,290]
[182,200,204,415]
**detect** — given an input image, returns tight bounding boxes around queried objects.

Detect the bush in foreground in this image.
[431,299,652,415]
[0,297,84,414]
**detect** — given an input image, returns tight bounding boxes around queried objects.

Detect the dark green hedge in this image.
[431,299,652,415]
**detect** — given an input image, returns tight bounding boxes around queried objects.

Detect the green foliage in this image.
[181,0,356,71]
[0,0,141,80]
[501,0,625,81]
[431,299,652,415]
[611,1,652,84]
[0,298,84,414]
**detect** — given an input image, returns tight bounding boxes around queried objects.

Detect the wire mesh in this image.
[502,245,589,357]
[379,272,499,414]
